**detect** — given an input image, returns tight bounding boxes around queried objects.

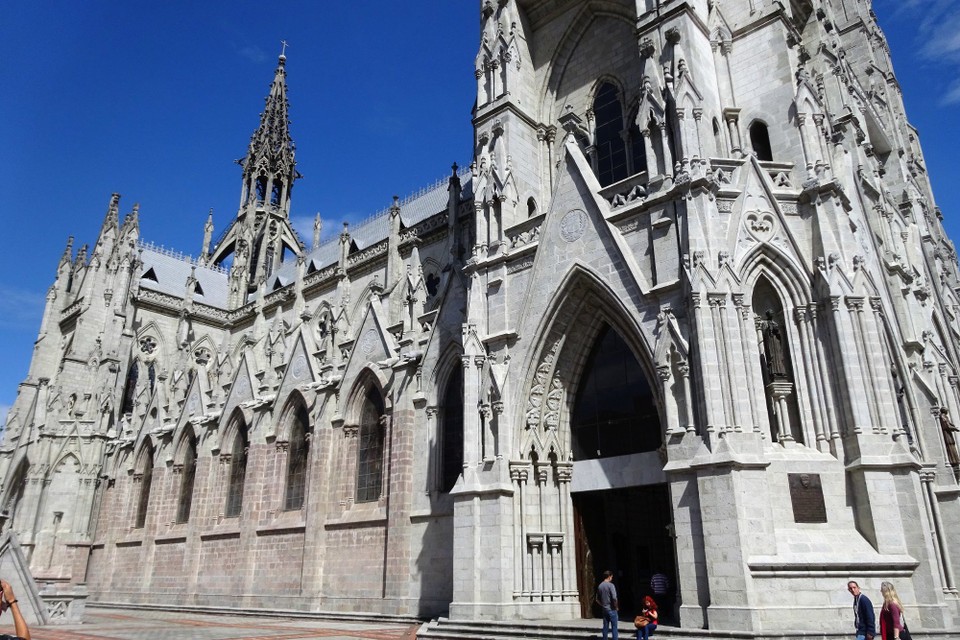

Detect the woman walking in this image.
[879,581,908,640]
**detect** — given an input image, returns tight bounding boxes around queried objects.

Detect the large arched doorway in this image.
[570,325,676,623]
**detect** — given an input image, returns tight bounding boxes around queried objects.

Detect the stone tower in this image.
[209,53,304,308]
[446,0,960,632]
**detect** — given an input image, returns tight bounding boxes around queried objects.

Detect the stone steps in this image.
[415,618,957,640]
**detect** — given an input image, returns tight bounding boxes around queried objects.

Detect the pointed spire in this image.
[201,209,214,258]
[241,51,297,189]
[103,193,120,231]
[59,236,74,271]
[313,212,322,249]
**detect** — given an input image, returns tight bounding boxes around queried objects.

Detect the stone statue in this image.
[939,408,960,470]
[762,310,789,380]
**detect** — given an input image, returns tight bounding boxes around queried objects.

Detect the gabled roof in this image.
[138,243,230,308]
[266,170,472,291]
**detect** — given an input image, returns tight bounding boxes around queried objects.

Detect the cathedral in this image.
[3,0,960,636]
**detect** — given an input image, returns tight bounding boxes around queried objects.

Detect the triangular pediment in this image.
[728,157,806,275]
[275,330,317,403]
[220,350,258,421]
[340,303,395,386]
[515,137,654,339]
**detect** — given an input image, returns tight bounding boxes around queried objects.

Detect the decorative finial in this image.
[279,40,289,61]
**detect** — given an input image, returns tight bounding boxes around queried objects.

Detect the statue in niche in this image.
[761,310,789,380]
[939,408,960,475]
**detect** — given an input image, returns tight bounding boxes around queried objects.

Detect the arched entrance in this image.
[569,325,677,623]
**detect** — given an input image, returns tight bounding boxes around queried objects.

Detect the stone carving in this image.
[360,329,378,356]
[291,354,307,380]
[139,336,158,355]
[745,211,776,241]
[525,340,561,430]
[559,209,587,243]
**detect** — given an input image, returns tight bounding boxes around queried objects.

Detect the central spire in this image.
[209,48,305,307]
[240,52,299,211]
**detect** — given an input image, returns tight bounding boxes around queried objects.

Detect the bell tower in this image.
[210,47,304,306]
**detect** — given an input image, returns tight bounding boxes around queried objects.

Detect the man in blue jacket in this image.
[848,581,875,640]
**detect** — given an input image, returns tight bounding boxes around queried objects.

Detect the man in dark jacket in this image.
[848,580,875,640]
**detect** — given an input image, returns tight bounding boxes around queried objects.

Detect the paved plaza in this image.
[0,608,420,640]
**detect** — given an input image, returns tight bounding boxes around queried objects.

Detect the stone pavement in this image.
[0,607,420,640]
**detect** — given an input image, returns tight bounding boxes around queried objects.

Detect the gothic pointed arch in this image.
[174,426,198,523]
[516,265,660,460]
[279,392,311,511]
[437,354,464,493]
[133,439,155,529]
[223,409,249,518]
[343,372,387,504]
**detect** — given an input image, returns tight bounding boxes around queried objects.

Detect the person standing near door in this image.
[597,570,619,640]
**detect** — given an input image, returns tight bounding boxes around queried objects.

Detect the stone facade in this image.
[2,0,960,635]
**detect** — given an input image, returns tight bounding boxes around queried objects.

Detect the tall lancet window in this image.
[176,432,198,524]
[356,387,386,503]
[225,420,249,517]
[752,277,803,443]
[572,324,660,459]
[750,121,774,161]
[121,362,139,415]
[134,442,154,529]
[593,82,629,186]
[440,366,464,493]
[284,401,310,511]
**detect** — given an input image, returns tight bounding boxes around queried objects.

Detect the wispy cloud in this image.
[238,45,267,64]
[291,215,319,245]
[878,0,960,106]
[0,285,45,331]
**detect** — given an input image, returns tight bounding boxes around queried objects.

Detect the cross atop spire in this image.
[280,40,289,58]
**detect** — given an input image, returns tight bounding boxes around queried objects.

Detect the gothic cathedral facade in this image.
[2,0,960,635]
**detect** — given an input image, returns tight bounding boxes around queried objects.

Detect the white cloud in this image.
[877,0,960,105]
[291,215,318,245]
[0,285,45,330]
[238,46,267,64]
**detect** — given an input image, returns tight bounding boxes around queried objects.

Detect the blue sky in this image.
[0,1,958,425]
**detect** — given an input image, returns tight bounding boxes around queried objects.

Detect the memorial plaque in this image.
[788,473,827,523]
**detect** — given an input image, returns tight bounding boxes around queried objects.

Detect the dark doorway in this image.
[573,485,675,622]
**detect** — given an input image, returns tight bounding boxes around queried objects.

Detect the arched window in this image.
[750,121,773,161]
[255,176,268,203]
[441,366,464,493]
[134,442,154,529]
[527,197,538,218]
[284,402,310,511]
[225,421,248,517]
[713,117,724,156]
[572,325,660,459]
[147,362,156,393]
[356,387,386,503]
[176,433,198,523]
[271,180,282,206]
[593,82,628,186]
[3,461,28,523]
[121,362,139,415]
